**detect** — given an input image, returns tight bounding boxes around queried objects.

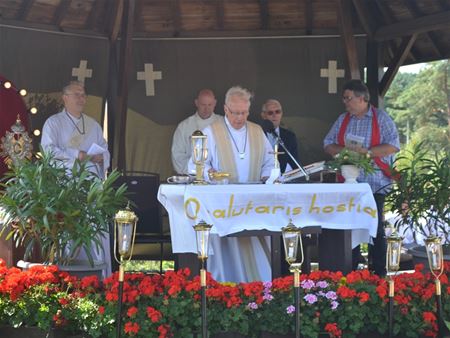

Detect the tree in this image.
[385,60,450,152]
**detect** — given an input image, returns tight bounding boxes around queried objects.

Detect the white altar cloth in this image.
[157,183,378,253]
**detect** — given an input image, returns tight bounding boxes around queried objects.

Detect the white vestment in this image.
[171,112,221,175]
[41,110,110,179]
[188,116,274,283]
[41,110,111,278]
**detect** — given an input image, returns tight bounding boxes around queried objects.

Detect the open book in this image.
[279,161,327,183]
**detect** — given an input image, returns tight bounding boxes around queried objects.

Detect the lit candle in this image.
[122,234,128,253]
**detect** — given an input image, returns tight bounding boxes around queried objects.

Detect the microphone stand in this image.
[273,134,310,181]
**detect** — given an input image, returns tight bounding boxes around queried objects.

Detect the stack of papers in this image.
[280,161,326,183]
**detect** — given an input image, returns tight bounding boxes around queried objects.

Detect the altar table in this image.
[157,183,377,278]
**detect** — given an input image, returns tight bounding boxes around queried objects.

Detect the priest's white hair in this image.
[225,86,253,105]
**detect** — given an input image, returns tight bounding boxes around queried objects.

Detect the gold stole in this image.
[211,119,265,183]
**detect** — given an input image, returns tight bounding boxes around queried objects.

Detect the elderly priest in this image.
[188,85,274,283]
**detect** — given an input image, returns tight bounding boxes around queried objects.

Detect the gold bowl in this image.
[208,171,230,184]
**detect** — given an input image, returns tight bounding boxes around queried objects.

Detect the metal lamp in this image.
[386,232,403,338]
[425,236,445,335]
[113,207,138,338]
[191,130,208,185]
[282,219,304,338]
[193,220,213,338]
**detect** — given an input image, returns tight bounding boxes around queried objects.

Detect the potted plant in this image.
[327,148,375,183]
[0,149,128,267]
[386,142,450,262]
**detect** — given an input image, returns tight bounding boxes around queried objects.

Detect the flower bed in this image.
[0,258,449,338]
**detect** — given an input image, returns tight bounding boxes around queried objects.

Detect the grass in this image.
[124,260,175,273]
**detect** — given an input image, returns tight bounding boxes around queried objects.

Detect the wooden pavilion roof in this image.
[0,0,449,67]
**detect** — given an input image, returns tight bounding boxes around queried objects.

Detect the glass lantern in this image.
[282,220,302,265]
[193,220,213,261]
[386,232,403,272]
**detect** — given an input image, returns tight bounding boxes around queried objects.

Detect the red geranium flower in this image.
[124,322,140,335]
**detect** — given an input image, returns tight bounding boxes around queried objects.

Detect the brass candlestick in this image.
[191,130,208,184]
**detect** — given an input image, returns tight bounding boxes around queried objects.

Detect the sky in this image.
[399,63,425,74]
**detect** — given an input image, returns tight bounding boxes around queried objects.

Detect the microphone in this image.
[261,119,310,181]
[261,119,276,134]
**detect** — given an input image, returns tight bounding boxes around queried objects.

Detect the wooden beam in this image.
[336,0,360,80]
[53,0,72,31]
[17,0,35,20]
[373,0,420,64]
[132,27,342,38]
[87,0,106,30]
[366,39,384,106]
[304,0,313,35]
[0,17,107,37]
[374,11,450,41]
[351,0,374,38]
[402,0,443,58]
[108,0,124,42]
[172,0,182,37]
[216,0,225,30]
[259,0,269,30]
[116,0,136,171]
[379,34,417,97]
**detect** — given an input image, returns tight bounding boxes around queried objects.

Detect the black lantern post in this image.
[386,232,403,338]
[425,236,445,336]
[113,207,138,338]
[193,220,213,338]
[282,220,304,338]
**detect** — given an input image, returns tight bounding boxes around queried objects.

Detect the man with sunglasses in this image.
[261,99,299,173]
[188,85,274,283]
[323,79,400,277]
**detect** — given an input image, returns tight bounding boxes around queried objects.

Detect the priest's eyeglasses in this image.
[225,105,249,117]
[342,96,354,102]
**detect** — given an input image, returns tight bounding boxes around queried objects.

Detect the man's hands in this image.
[78,151,103,164]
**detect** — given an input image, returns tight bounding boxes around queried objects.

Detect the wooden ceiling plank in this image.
[54,0,72,30]
[379,34,417,97]
[87,0,106,30]
[216,0,224,30]
[17,0,35,20]
[402,0,443,58]
[259,0,269,30]
[351,0,374,38]
[133,0,145,32]
[108,0,125,42]
[374,10,450,41]
[172,0,182,36]
[337,0,360,79]
[304,0,313,35]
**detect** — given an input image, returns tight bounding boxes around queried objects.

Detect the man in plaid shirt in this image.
[323,79,400,276]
